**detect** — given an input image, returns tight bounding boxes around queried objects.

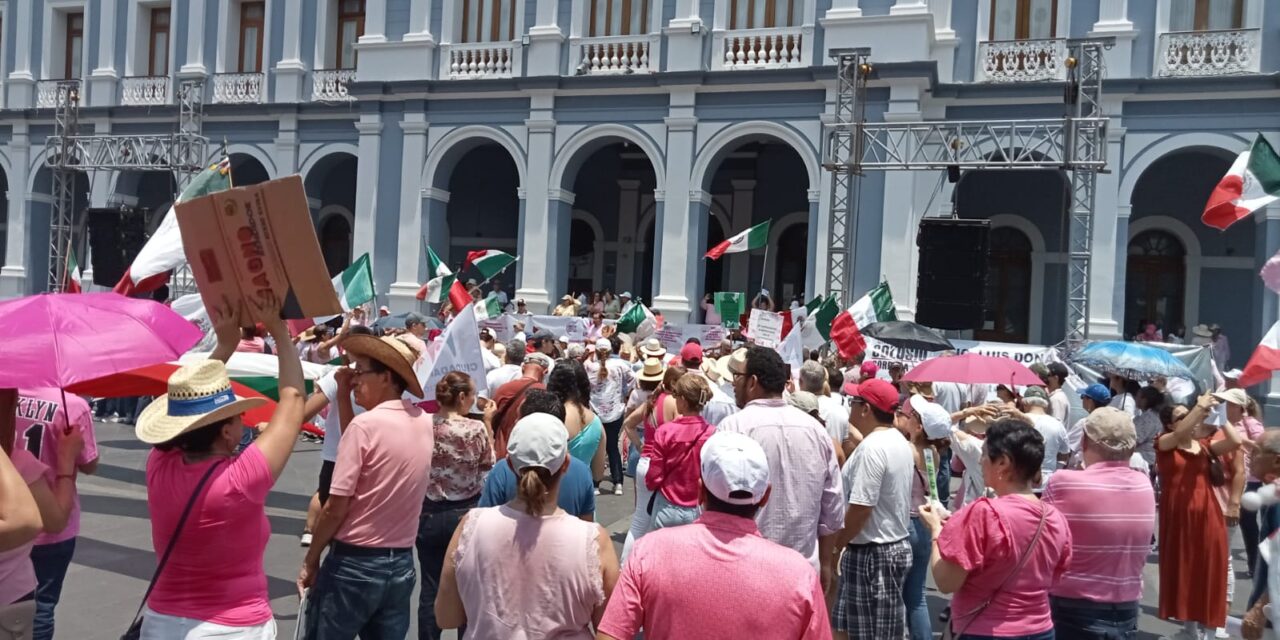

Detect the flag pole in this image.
[759,243,769,292]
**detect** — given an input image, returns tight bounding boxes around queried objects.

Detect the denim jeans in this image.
[604,418,624,486]
[304,547,416,639]
[1049,597,1137,639]
[416,497,476,640]
[30,538,76,640]
[904,518,933,640]
[935,447,953,508]
[1243,480,1263,574]
[959,631,1054,640]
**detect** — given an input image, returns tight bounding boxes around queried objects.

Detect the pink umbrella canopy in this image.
[902,352,1043,387]
[0,292,203,389]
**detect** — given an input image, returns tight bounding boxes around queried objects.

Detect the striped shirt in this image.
[1041,461,1155,603]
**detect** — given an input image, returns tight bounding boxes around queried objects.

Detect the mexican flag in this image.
[706,220,770,260]
[829,283,897,358]
[475,296,503,320]
[64,247,83,293]
[464,250,516,280]
[333,253,374,311]
[806,295,841,345]
[617,300,656,338]
[1240,320,1280,387]
[416,246,456,303]
[113,157,233,296]
[1203,134,1280,230]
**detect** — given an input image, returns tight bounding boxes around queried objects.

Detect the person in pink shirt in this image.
[598,430,831,640]
[1041,407,1154,638]
[299,334,433,639]
[14,387,99,640]
[646,374,716,529]
[134,305,306,639]
[918,418,1073,640]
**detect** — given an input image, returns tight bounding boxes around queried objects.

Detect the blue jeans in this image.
[304,547,416,639]
[416,497,476,640]
[31,538,76,640]
[959,631,1054,640]
[1049,597,1138,639]
[936,447,953,508]
[904,518,932,640]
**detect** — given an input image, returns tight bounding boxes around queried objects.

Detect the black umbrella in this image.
[861,321,954,353]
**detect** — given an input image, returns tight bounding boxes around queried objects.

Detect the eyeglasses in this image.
[351,367,380,378]
[730,369,748,380]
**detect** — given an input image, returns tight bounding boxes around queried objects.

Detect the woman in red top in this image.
[1155,394,1245,637]
[646,375,716,530]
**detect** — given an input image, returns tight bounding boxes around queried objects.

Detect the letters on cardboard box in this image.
[176,175,342,326]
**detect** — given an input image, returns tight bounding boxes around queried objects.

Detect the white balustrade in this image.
[978,39,1067,82]
[714,27,805,70]
[211,72,265,104]
[576,36,656,75]
[312,68,357,102]
[121,76,171,106]
[36,80,76,109]
[445,42,517,79]
[1157,28,1260,77]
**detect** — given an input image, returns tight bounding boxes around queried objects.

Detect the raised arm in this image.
[250,312,307,479]
[1158,394,1214,452]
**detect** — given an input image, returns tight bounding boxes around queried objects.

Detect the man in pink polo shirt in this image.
[597,431,831,640]
[14,388,98,640]
[1042,407,1154,638]
[298,335,433,638]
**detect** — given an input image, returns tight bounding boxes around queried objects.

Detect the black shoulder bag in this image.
[121,460,224,640]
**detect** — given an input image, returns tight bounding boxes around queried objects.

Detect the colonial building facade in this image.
[0,1,1276,371]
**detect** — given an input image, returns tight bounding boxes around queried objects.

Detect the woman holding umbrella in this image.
[132,300,306,639]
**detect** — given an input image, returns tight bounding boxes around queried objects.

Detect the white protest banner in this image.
[777,325,804,376]
[863,337,1057,372]
[414,303,489,402]
[749,309,784,349]
[529,315,587,343]
[480,318,510,343]
[653,323,730,352]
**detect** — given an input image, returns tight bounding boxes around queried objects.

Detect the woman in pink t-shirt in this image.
[919,419,1073,639]
[646,374,715,530]
[134,307,306,639]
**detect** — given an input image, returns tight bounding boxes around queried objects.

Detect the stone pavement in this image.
[51,420,1246,639]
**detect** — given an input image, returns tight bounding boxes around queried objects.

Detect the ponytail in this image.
[516,466,553,517]
[596,354,609,383]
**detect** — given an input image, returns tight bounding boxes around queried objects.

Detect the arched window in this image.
[1125,230,1186,338]
[319,215,352,277]
[976,227,1032,343]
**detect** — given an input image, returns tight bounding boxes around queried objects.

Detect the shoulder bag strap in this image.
[125,459,225,628]
[950,503,1049,638]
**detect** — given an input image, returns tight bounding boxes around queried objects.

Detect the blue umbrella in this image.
[1071,341,1195,380]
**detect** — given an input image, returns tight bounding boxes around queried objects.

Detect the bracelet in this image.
[55,473,75,480]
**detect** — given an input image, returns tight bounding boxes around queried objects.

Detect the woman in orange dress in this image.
[1156,394,1245,637]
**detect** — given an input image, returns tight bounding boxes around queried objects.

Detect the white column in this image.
[0,128,31,298]
[1090,0,1137,78]
[406,0,435,41]
[359,0,387,44]
[274,114,300,175]
[666,0,704,73]
[728,180,755,295]
[179,0,208,76]
[825,0,862,20]
[7,0,34,108]
[616,180,641,294]
[653,91,699,322]
[352,115,383,263]
[88,1,119,107]
[1085,122,1126,340]
[877,81,925,319]
[891,0,929,15]
[516,95,556,313]
[527,0,564,76]
[389,115,430,308]
[275,0,307,101]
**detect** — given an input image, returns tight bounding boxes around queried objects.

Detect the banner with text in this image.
[529,315,588,343]
[863,337,1059,371]
[749,309,784,349]
[653,323,730,352]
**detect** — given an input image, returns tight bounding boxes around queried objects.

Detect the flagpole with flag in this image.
[706,220,771,261]
[63,240,82,293]
[1202,133,1280,230]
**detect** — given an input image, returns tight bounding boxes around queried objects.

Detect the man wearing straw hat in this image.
[299,334,433,639]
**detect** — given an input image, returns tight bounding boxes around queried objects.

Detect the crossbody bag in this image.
[943,503,1048,640]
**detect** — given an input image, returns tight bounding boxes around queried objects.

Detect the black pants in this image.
[415,496,477,640]
[604,418,624,486]
[1243,480,1263,573]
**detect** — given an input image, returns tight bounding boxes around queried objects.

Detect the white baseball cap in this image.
[700,431,770,505]
[558,335,570,345]
[595,338,612,352]
[909,395,954,440]
[507,414,568,473]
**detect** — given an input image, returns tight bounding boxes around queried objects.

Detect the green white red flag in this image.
[829,283,897,358]
[464,250,516,280]
[1202,134,1280,230]
[705,220,770,260]
[64,247,82,293]
[1239,320,1280,388]
[416,246,455,303]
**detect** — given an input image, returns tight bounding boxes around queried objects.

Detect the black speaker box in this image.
[915,218,990,331]
[87,207,148,286]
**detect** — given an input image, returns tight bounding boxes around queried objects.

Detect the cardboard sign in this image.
[654,323,729,352]
[750,309,784,349]
[176,175,341,326]
[714,292,745,329]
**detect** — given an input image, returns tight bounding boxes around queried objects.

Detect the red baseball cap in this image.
[859,361,879,377]
[679,342,704,363]
[846,379,900,414]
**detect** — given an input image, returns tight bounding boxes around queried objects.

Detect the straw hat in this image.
[637,357,666,382]
[341,334,424,398]
[136,360,268,445]
[639,338,666,359]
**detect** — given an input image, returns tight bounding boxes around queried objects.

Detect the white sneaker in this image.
[300,533,313,547]
[1214,628,1229,639]
[593,487,600,496]
[613,485,624,496]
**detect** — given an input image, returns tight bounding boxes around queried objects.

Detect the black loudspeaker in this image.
[87,207,148,286]
[915,218,990,331]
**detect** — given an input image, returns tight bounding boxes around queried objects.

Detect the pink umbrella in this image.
[902,353,1043,387]
[0,292,203,389]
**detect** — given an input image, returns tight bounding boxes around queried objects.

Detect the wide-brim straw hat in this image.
[637,357,666,382]
[342,334,424,398]
[137,360,268,445]
[639,338,666,359]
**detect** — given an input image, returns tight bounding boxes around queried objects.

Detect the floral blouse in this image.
[425,415,496,502]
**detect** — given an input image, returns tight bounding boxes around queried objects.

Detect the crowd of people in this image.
[0,293,1278,640]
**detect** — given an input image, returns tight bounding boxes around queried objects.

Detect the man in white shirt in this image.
[487,281,511,311]
[1012,386,1071,493]
[1045,362,1072,423]
[798,361,849,459]
[485,339,526,395]
[479,331,501,372]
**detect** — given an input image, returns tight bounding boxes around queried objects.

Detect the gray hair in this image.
[566,344,586,360]
[798,361,827,394]
[505,339,526,365]
[1259,429,1280,456]
[1022,396,1049,409]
